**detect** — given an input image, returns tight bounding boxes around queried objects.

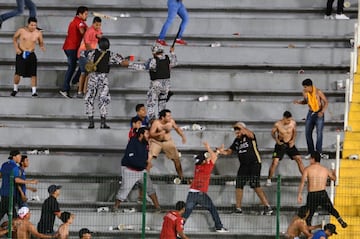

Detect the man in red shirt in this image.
[60,6,88,98]
[160,201,189,239]
[182,142,228,233]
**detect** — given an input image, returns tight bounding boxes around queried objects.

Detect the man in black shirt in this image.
[219,122,273,215]
[37,185,62,234]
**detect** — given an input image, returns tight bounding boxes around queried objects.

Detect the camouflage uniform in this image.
[83,50,124,117]
[146,53,177,120]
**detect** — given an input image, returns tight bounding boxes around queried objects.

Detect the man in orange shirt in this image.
[77,16,103,98]
[160,201,189,239]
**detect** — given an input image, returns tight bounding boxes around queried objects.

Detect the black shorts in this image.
[272,143,299,160]
[15,52,37,77]
[235,163,261,189]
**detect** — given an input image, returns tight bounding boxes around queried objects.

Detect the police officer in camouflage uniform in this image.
[83,37,129,129]
[146,43,177,120]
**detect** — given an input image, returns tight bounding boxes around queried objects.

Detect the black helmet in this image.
[98,37,110,50]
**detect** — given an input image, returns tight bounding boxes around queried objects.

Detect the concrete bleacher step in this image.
[0,42,352,69]
[0,97,345,121]
[0,67,350,92]
[0,127,343,152]
[21,206,330,237]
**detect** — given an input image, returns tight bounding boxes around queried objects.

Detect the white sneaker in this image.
[265,179,272,187]
[216,227,229,233]
[305,154,311,160]
[324,15,334,20]
[335,14,349,20]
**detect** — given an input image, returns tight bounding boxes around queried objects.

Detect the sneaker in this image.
[76,92,84,98]
[335,14,349,20]
[175,38,187,45]
[32,93,38,97]
[216,227,229,233]
[154,208,163,213]
[156,39,168,46]
[59,90,72,98]
[305,154,311,160]
[324,15,334,20]
[263,206,273,215]
[338,217,348,228]
[265,179,272,187]
[320,153,329,160]
[10,90,18,97]
[234,208,242,214]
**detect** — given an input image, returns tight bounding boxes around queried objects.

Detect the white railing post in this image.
[335,133,341,186]
[344,78,350,131]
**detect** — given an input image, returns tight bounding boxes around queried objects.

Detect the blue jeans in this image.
[158,0,189,40]
[0,0,36,21]
[62,49,80,92]
[183,192,223,230]
[305,111,325,154]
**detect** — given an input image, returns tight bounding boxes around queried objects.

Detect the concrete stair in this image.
[0,0,354,238]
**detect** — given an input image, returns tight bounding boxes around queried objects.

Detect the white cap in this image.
[18,207,29,219]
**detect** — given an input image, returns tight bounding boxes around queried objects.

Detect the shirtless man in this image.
[149,109,186,180]
[285,206,321,239]
[266,111,304,186]
[12,17,45,97]
[294,78,328,159]
[297,151,347,228]
[15,207,57,239]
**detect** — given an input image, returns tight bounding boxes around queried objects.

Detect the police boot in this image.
[100,116,110,129]
[88,116,95,129]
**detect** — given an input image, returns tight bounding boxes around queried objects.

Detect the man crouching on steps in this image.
[84,37,129,129]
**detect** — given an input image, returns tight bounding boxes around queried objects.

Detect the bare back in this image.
[286,216,309,238]
[15,220,31,239]
[305,164,331,192]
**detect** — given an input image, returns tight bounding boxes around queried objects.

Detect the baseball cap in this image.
[194,151,210,165]
[18,206,29,219]
[79,228,93,238]
[324,223,338,235]
[8,150,21,159]
[48,184,62,194]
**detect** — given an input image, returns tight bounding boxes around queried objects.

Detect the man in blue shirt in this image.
[312,223,337,239]
[0,150,38,221]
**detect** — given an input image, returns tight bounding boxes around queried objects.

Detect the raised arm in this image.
[173,120,186,144]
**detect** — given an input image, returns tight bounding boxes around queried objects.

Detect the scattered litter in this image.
[225,180,236,186]
[30,195,40,202]
[180,125,190,130]
[109,224,135,231]
[119,13,131,18]
[288,43,296,48]
[240,98,246,102]
[145,226,151,231]
[350,39,354,47]
[198,95,209,101]
[97,207,110,213]
[173,177,181,185]
[192,124,206,131]
[26,149,50,155]
[265,71,273,74]
[232,32,240,36]
[349,154,359,160]
[210,42,221,47]
[178,152,182,158]
[344,1,351,8]
[331,162,335,170]
[122,208,136,213]
[336,79,345,90]
[298,69,305,74]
